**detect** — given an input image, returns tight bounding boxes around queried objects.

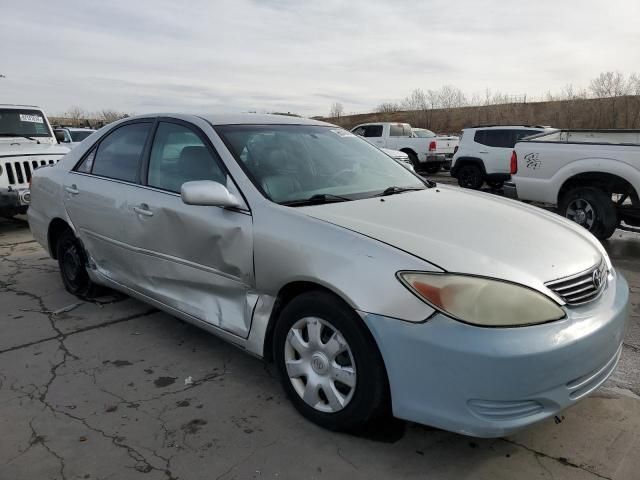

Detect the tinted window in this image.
[354,125,383,138]
[147,122,226,193]
[70,130,93,142]
[91,122,151,182]
[475,129,512,148]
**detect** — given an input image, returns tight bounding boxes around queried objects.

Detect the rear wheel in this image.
[425,163,441,174]
[559,187,618,240]
[406,152,421,172]
[56,230,100,298]
[457,164,484,189]
[273,291,389,432]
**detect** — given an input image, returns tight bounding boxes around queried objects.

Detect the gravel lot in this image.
[1,201,639,479]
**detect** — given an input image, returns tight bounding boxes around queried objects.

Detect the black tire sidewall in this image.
[457,164,483,189]
[406,152,420,171]
[56,230,94,297]
[559,187,618,239]
[273,291,388,432]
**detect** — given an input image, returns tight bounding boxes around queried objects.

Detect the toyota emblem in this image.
[592,269,602,289]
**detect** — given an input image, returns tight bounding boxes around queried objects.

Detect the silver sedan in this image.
[28,114,629,437]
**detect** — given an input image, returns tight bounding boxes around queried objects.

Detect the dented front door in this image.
[121,184,254,338]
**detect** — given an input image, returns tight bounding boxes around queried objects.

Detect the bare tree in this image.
[100,109,129,124]
[329,102,344,118]
[400,89,428,126]
[65,106,86,127]
[376,102,401,114]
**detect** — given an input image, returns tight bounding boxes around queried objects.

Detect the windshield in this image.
[70,130,94,142]
[412,128,436,138]
[0,109,52,137]
[216,125,425,204]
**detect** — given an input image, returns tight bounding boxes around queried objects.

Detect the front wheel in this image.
[559,187,618,240]
[273,291,389,432]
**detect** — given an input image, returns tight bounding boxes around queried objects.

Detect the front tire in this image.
[559,187,618,240]
[273,291,389,432]
[56,230,100,298]
[457,164,484,189]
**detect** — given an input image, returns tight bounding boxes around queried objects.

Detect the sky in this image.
[1,0,639,117]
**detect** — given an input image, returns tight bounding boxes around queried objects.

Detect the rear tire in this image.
[457,164,484,189]
[559,187,618,240]
[406,152,421,172]
[273,291,389,432]
[56,230,101,298]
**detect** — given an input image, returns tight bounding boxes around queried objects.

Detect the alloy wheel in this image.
[566,198,596,229]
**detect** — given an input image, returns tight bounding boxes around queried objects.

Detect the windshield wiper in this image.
[375,186,426,197]
[0,133,40,143]
[281,193,352,207]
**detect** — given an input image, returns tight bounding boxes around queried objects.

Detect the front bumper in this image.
[362,270,629,437]
[0,187,30,215]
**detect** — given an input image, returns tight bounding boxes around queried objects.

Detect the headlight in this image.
[397,272,565,327]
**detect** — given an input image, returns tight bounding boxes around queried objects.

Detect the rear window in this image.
[70,130,93,142]
[0,109,52,137]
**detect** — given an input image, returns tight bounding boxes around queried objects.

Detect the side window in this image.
[479,130,512,148]
[389,124,404,137]
[363,125,383,138]
[514,129,541,142]
[474,130,486,145]
[147,122,226,193]
[76,148,96,173]
[352,126,365,136]
[90,123,151,182]
[402,124,412,136]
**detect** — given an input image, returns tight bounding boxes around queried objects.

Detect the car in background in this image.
[28,113,628,438]
[451,125,553,190]
[54,127,96,148]
[412,128,459,171]
[509,129,640,239]
[381,147,415,172]
[0,104,69,218]
[351,122,447,173]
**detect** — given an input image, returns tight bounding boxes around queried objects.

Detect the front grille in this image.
[3,159,57,186]
[545,260,607,306]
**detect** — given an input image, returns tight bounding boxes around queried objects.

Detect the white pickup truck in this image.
[507,129,640,239]
[0,105,69,218]
[351,122,459,173]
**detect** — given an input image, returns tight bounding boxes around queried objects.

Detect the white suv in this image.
[451,125,552,189]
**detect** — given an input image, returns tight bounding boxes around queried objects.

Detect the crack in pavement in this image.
[502,438,613,480]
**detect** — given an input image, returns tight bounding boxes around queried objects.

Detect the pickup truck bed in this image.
[509,129,640,239]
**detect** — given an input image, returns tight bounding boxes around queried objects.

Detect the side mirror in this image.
[54,130,67,143]
[181,180,240,208]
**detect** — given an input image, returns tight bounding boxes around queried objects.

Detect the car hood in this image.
[0,142,70,157]
[300,186,605,298]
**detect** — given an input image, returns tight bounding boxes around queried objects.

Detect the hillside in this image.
[324,96,640,134]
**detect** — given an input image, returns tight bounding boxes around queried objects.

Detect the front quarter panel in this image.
[252,201,439,323]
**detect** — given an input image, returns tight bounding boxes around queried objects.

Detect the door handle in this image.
[133,204,154,217]
[65,184,79,195]
[478,151,489,154]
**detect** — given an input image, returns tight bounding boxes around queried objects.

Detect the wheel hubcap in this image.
[566,199,595,229]
[62,245,82,282]
[284,317,356,413]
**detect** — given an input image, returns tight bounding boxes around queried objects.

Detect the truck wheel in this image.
[559,187,618,240]
[406,152,421,172]
[425,163,441,174]
[457,164,483,189]
[56,230,101,298]
[273,290,389,432]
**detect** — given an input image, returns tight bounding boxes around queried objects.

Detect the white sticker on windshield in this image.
[19,114,44,123]
[331,129,356,138]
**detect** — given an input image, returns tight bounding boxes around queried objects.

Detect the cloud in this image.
[0,0,638,117]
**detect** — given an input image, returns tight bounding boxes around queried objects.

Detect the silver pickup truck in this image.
[0,105,69,218]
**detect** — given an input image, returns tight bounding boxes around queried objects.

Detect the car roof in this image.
[0,104,44,110]
[123,113,335,127]
[463,124,551,130]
